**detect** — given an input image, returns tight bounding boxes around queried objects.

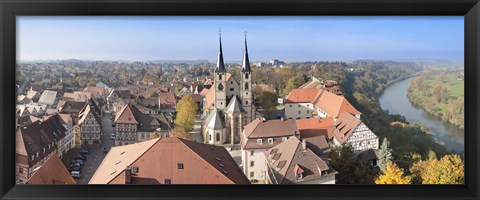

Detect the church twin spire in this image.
[214,30,251,73]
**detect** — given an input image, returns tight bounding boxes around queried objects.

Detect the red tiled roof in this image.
[90,138,249,184]
[295,117,335,139]
[285,88,322,103]
[333,112,362,144]
[314,90,361,118]
[114,104,139,124]
[26,154,76,184]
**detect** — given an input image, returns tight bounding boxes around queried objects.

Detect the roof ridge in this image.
[100,138,161,184]
[178,139,236,184]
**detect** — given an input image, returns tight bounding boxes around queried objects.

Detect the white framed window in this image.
[250,151,254,156]
[282,137,288,142]
[268,138,274,144]
[257,139,262,145]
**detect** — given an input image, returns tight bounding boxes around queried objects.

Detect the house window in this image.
[246,101,248,105]
[164,179,171,184]
[282,137,288,142]
[298,111,301,115]
[250,172,254,178]
[250,161,254,167]
[257,139,262,145]
[250,151,254,156]
[306,110,310,114]
[178,163,184,169]
[268,138,274,144]
[296,173,303,180]
[289,105,292,108]
[19,168,23,173]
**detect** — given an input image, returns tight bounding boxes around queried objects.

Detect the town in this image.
[16,34,449,185]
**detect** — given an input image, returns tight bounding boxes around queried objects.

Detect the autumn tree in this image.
[258,91,278,117]
[378,138,393,171]
[432,84,449,104]
[375,162,411,184]
[282,76,299,97]
[174,94,198,132]
[410,154,464,184]
[169,127,192,140]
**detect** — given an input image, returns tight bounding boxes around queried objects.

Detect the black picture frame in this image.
[1,0,479,200]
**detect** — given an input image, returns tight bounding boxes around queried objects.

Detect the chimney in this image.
[301,139,307,151]
[125,166,132,184]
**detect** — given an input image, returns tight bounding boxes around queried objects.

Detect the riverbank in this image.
[406,74,464,129]
[379,77,464,153]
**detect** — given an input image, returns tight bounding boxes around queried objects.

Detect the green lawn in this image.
[410,73,463,115]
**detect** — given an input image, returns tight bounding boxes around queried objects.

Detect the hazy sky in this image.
[17,16,464,62]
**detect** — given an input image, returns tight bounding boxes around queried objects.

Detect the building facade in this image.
[203,33,257,145]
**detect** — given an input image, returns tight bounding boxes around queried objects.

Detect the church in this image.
[202,33,257,145]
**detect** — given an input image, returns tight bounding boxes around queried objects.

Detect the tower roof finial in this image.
[215,28,226,73]
[241,30,251,73]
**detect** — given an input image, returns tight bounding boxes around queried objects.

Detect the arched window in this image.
[218,74,222,80]
[216,132,220,142]
[245,83,249,90]
[246,101,249,105]
[245,73,249,79]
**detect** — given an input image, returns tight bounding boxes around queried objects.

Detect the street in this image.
[75,111,114,184]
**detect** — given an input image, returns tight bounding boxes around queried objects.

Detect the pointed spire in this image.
[215,28,226,73]
[241,31,251,72]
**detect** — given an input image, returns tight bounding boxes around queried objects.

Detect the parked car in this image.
[79,149,90,155]
[75,155,87,160]
[69,166,81,172]
[71,171,81,178]
[74,160,84,166]
[70,162,82,168]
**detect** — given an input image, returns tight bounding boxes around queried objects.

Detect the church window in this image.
[245,83,249,90]
[246,101,249,105]
[219,74,222,80]
[245,73,249,79]
[217,83,224,91]
[216,133,220,142]
[230,88,234,91]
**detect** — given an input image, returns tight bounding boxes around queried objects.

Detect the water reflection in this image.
[379,78,464,153]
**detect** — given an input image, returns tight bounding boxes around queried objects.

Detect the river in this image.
[378,78,464,153]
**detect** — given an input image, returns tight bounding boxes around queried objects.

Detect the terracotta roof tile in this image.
[333,112,362,144]
[285,88,322,103]
[314,90,361,118]
[90,138,249,184]
[26,154,76,184]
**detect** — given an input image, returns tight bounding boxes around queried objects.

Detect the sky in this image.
[17,16,464,63]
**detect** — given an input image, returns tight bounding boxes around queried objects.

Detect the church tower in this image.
[214,31,227,111]
[240,32,253,124]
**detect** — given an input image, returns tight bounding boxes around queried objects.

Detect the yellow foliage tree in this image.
[169,127,192,140]
[375,162,411,184]
[410,154,464,184]
[174,94,198,132]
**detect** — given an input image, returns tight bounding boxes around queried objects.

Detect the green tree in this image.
[378,138,393,171]
[150,91,159,98]
[375,162,411,184]
[258,91,278,117]
[283,76,299,97]
[174,94,198,132]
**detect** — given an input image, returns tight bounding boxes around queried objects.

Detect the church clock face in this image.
[218,83,224,91]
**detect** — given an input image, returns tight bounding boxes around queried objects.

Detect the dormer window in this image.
[257,139,263,145]
[268,138,274,144]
